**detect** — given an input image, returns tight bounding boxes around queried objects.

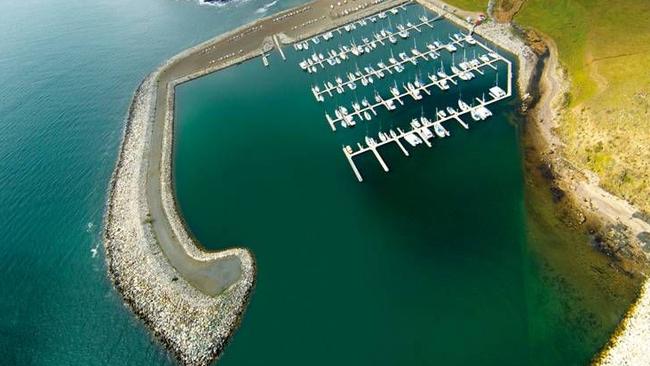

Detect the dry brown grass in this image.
[492,0,525,22]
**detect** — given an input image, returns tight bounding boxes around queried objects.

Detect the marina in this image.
[293,3,411,51]
[309,34,477,102]
[336,52,510,181]
[322,49,505,128]
[4,0,643,364]
[342,87,505,182]
[297,15,439,74]
[291,2,513,182]
[172,1,638,361]
[164,1,642,365]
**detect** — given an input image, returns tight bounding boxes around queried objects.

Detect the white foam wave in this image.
[197,0,230,8]
[255,0,278,13]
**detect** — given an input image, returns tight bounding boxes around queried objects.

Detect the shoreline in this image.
[595,280,650,365]
[499,7,650,366]
[528,35,650,262]
[421,0,650,362]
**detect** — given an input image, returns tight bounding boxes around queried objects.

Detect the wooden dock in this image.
[324,51,506,131]
[289,1,516,182]
[342,88,509,182]
[311,36,470,101]
[295,2,415,50]
[298,16,439,73]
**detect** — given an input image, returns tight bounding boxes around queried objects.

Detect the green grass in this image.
[516,0,594,105]
[442,0,488,13]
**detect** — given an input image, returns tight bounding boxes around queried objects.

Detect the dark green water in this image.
[174,4,639,365]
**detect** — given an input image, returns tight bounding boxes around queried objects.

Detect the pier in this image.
[297,16,440,74]
[289,1,515,182]
[324,48,506,130]
[342,86,508,182]
[273,34,286,60]
[311,34,475,102]
[292,4,515,181]
[294,2,414,51]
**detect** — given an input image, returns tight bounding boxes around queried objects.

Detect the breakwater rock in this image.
[596,279,650,366]
[104,67,255,365]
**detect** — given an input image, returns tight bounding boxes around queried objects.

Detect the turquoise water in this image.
[174,4,638,366]
[0,0,303,364]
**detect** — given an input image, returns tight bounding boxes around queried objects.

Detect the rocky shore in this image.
[595,280,650,365]
[469,4,650,365]
[104,66,255,365]
[530,46,650,366]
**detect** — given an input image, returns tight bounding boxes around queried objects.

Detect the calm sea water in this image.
[0,0,638,365]
[174,4,638,366]
[0,0,303,364]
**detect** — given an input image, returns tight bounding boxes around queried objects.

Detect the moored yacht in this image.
[404,132,423,146]
[458,99,470,111]
[433,122,448,137]
[471,108,482,121]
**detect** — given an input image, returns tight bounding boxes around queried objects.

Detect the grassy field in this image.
[516,0,650,214]
[441,0,487,12]
[445,0,650,214]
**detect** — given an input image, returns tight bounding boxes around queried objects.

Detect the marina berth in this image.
[296,15,440,74]
[309,34,476,102]
[321,47,508,130]
[294,2,417,53]
[292,2,514,181]
[341,92,501,181]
